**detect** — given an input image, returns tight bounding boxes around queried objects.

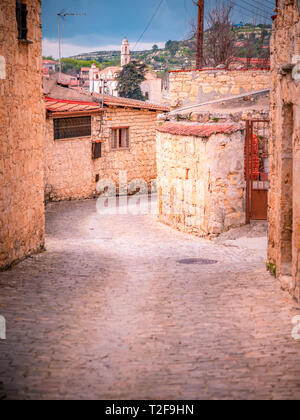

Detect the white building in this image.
[121,37,131,67]
[88,38,163,104]
[89,63,101,94]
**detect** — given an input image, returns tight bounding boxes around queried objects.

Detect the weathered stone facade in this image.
[0,0,45,269]
[156,122,246,236]
[45,105,162,201]
[268,0,300,302]
[169,69,271,109]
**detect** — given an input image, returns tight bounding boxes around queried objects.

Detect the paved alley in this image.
[0,197,300,400]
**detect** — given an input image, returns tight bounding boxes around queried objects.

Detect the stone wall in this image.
[156,122,246,236]
[268,0,300,302]
[44,107,160,201]
[0,0,45,269]
[169,69,271,109]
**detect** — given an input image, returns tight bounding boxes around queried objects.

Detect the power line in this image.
[239,0,274,16]
[133,0,165,51]
[231,1,271,21]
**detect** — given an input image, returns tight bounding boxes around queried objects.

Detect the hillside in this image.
[65,24,271,77]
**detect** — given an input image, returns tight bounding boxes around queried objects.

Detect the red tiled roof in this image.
[45,93,169,113]
[101,95,169,112]
[45,97,102,114]
[156,122,244,138]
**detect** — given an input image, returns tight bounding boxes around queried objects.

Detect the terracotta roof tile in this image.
[101,95,169,112]
[45,97,102,114]
[156,122,244,138]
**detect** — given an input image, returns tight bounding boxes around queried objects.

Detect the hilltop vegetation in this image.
[54,24,271,77]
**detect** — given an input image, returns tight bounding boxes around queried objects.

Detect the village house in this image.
[42,59,56,76]
[80,67,90,81]
[44,86,169,202]
[0,0,45,270]
[268,0,300,302]
[99,66,120,96]
[156,90,270,237]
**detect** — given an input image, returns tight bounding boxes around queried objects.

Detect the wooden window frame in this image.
[110,127,130,151]
[92,141,102,159]
[53,116,92,141]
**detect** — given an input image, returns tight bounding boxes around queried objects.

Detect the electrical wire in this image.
[231,0,271,21]
[133,0,165,51]
[238,0,274,16]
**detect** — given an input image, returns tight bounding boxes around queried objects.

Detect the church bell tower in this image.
[121,38,131,67]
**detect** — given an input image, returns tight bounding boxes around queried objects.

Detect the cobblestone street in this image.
[0,197,300,400]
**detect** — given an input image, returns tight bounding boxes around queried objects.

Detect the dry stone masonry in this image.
[45,107,161,201]
[169,69,271,109]
[156,122,246,237]
[268,0,300,302]
[0,0,45,269]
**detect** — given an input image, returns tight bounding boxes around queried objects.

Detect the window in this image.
[111,128,130,150]
[54,117,91,140]
[16,1,28,40]
[92,142,102,159]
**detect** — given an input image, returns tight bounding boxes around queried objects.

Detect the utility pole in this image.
[193,0,204,69]
[57,11,86,80]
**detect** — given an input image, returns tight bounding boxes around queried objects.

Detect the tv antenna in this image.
[57,10,86,80]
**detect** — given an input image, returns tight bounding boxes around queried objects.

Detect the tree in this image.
[152,44,159,52]
[165,40,179,57]
[43,56,55,61]
[205,0,236,67]
[116,62,146,101]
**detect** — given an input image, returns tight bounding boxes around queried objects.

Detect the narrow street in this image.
[0,197,300,400]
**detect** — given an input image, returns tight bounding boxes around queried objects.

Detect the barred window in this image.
[111,128,130,150]
[54,117,91,140]
[16,1,28,40]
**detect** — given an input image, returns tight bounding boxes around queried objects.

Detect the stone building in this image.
[156,89,270,237]
[156,122,246,236]
[0,0,45,269]
[141,70,163,105]
[169,68,271,109]
[268,0,300,302]
[44,95,169,201]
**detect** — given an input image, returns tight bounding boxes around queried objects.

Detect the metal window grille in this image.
[111,128,129,149]
[92,142,102,159]
[16,1,28,40]
[54,117,91,140]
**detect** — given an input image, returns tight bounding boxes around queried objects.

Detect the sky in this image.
[42,0,275,59]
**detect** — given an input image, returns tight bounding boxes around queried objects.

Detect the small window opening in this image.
[92,142,102,159]
[16,0,28,41]
[111,128,129,150]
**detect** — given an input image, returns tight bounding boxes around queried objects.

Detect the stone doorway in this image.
[245,119,270,222]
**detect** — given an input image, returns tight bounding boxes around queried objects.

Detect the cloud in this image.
[42,38,166,58]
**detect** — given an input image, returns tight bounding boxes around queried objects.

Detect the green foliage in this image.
[152,44,159,52]
[59,57,121,77]
[61,58,98,76]
[165,40,180,57]
[43,56,55,61]
[116,62,146,101]
[267,262,277,277]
